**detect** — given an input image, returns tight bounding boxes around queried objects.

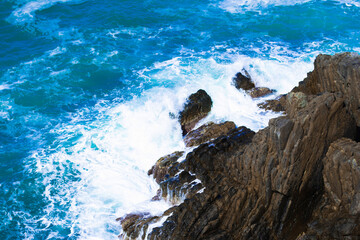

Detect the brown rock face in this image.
[294,52,360,125]
[249,87,274,98]
[299,138,360,239]
[179,89,213,135]
[118,53,360,240]
[147,93,356,240]
[183,121,236,147]
[258,94,287,112]
[148,151,184,184]
[233,70,255,90]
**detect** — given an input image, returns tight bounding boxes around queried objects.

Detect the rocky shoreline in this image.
[118,52,360,239]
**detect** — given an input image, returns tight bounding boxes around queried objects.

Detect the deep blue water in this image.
[1,0,360,239]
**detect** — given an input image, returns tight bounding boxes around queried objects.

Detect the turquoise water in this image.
[1,0,360,239]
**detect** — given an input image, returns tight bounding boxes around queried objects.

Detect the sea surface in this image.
[1,0,360,239]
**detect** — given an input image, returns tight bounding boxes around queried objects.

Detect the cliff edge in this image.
[119,52,360,240]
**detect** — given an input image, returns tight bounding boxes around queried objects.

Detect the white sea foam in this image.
[219,0,312,13]
[33,86,187,238]
[8,0,81,22]
[140,52,313,130]
[334,0,360,7]
[219,0,360,13]
[26,47,315,239]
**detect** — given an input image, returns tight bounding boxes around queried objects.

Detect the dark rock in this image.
[299,138,360,239]
[118,212,160,239]
[148,151,184,184]
[184,121,236,147]
[179,89,213,135]
[148,92,356,239]
[233,70,255,91]
[118,53,360,240]
[258,94,287,112]
[249,87,275,98]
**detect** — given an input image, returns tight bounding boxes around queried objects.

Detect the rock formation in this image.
[119,53,360,240]
[233,70,255,90]
[233,70,275,98]
[183,121,236,147]
[179,89,213,136]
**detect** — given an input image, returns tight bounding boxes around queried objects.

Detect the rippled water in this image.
[1,0,360,239]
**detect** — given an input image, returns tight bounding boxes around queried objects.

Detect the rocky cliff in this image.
[119,52,360,240]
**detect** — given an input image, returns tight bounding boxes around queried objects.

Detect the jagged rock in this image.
[148,92,357,240]
[118,208,178,240]
[183,121,236,147]
[249,87,275,98]
[118,53,360,240]
[148,151,184,184]
[159,170,202,204]
[258,94,287,112]
[233,70,255,90]
[233,71,275,98]
[293,52,360,125]
[298,138,360,239]
[179,89,213,135]
[118,213,160,240]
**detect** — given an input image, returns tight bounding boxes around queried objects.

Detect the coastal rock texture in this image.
[233,70,254,90]
[233,70,275,98]
[183,121,236,147]
[258,94,287,112]
[294,52,360,125]
[148,151,184,184]
[119,53,360,239]
[249,87,275,98]
[179,89,213,136]
[298,138,360,239]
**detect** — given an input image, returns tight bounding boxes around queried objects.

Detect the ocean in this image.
[1,0,360,239]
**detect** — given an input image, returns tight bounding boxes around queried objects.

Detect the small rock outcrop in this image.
[179,89,212,136]
[183,121,236,147]
[148,151,184,184]
[258,94,287,112]
[249,87,275,98]
[233,70,255,90]
[118,53,360,240]
[233,70,275,98]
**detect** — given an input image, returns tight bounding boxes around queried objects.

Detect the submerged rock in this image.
[179,89,213,136]
[183,121,236,147]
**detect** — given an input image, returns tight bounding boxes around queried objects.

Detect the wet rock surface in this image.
[249,87,275,98]
[233,70,254,90]
[233,70,275,98]
[148,151,184,184]
[179,89,213,136]
[183,121,236,147]
[118,53,360,240]
[258,94,287,112]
